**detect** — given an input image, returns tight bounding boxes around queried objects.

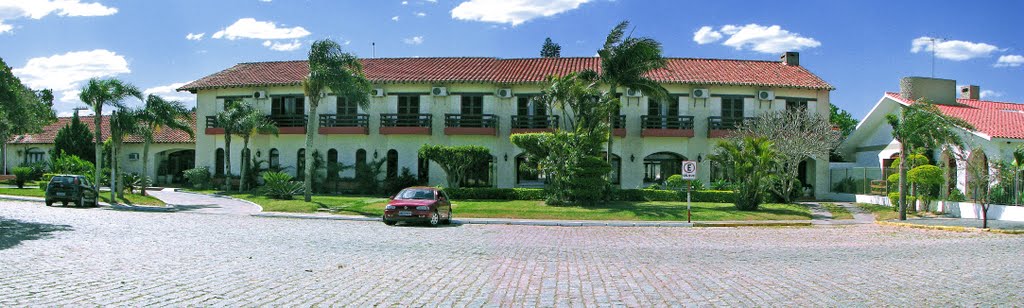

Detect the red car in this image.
[383,187,453,226]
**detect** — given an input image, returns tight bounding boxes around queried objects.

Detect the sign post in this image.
[681,161,698,223]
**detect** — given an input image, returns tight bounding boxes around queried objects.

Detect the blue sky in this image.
[1,0,1021,118]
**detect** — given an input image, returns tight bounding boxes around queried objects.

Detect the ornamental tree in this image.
[710,136,777,211]
[52,111,95,163]
[418,145,491,189]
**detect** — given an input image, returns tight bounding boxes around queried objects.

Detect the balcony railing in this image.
[445,114,498,128]
[380,113,432,127]
[319,114,369,127]
[205,116,219,128]
[511,115,559,129]
[708,116,754,130]
[641,115,695,130]
[268,114,307,127]
[611,115,626,129]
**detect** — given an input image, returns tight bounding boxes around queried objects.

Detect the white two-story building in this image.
[178,52,834,196]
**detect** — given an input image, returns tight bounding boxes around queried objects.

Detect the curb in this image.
[251,212,823,228]
[877,221,1024,234]
[694,221,812,227]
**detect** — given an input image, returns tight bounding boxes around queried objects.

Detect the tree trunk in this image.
[981,203,988,229]
[2,141,6,175]
[898,142,908,220]
[116,139,124,199]
[141,137,150,196]
[224,133,232,191]
[605,84,618,202]
[305,101,317,202]
[110,138,117,204]
[94,106,103,192]
[241,137,250,192]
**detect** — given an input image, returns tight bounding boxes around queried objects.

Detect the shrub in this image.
[12,167,33,188]
[259,171,303,200]
[355,158,385,194]
[382,167,419,196]
[20,161,49,181]
[122,173,147,194]
[665,175,685,190]
[947,187,966,202]
[711,179,734,191]
[689,179,706,190]
[613,189,735,203]
[692,190,736,203]
[888,192,916,210]
[183,167,212,190]
[50,154,94,176]
[418,144,492,189]
[442,187,545,200]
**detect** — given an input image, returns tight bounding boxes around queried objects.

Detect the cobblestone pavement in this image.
[1,200,1022,306]
[147,190,262,215]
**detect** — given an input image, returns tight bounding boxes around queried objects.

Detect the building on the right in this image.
[833,76,1024,207]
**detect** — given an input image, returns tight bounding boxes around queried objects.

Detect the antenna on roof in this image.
[372,42,376,58]
[928,37,945,78]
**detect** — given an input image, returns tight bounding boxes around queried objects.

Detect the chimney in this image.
[781,52,799,66]
[959,85,980,100]
[899,76,958,105]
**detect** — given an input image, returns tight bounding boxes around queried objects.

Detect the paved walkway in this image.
[146,189,262,215]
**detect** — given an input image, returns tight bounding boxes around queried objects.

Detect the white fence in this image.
[853,194,1024,222]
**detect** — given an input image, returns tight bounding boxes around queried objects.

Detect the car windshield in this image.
[395,189,435,200]
[51,176,75,184]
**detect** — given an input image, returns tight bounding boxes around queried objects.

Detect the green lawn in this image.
[0,187,164,206]
[855,203,922,221]
[232,193,812,221]
[822,203,854,220]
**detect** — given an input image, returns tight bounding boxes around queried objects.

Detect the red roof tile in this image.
[885,92,1024,140]
[8,113,197,144]
[178,57,834,92]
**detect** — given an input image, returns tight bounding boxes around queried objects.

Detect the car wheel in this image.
[78,195,85,207]
[428,210,440,227]
[61,201,67,207]
[45,200,53,207]
[442,209,452,225]
[383,217,397,226]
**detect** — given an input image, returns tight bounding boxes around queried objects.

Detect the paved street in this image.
[1,200,1022,306]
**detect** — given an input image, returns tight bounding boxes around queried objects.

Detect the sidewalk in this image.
[0,194,174,212]
[879,217,1024,234]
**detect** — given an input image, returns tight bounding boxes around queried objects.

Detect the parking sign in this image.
[681,161,697,180]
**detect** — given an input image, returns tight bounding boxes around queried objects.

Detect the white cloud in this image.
[391,16,399,21]
[451,0,591,26]
[262,40,302,51]
[185,32,205,41]
[994,54,1024,67]
[910,37,1000,61]
[692,26,722,44]
[143,82,196,108]
[401,1,408,4]
[403,36,424,45]
[0,0,117,33]
[979,90,1002,99]
[700,24,822,53]
[415,12,426,17]
[11,49,131,113]
[211,18,310,40]
[426,0,437,3]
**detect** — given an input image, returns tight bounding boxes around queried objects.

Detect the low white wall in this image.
[854,194,1024,222]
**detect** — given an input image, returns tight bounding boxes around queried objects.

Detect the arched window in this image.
[269,148,280,170]
[386,149,398,179]
[967,149,989,201]
[327,149,339,180]
[215,148,225,175]
[296,148,306,178]
[418,155,430,183]
[605,153,622,184]
[356,149,367,166]
[643,152,686,183]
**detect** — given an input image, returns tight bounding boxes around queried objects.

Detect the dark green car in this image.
[44,175,98,207]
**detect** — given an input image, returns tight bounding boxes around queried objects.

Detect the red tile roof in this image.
[8,113,197,144]
[885,92,1024,140]
[178,57,834,92]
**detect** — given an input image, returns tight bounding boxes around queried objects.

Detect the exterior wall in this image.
[2,142,194,181]
[193,82,832,197]
[855,194,1024,222]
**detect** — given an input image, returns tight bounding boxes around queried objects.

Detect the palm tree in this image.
[886,101,974,220]
[233,103,279,191]
[214,105,247,191]
[78,78,143,193]
[301,39,372,202]
[138,94,194,196]
[596,21,669,180]
[109,108,143,201]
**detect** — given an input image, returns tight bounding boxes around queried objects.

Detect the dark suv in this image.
[45,175,98,207]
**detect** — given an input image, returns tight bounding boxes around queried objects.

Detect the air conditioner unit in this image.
[625,88,642,97]
[253,91,267,99]
[496,88,513,98]
[371,88,385,97]
[691,88,710,99]
[757,90,775,101]
[431,87,448,96]
[128,153,140,161]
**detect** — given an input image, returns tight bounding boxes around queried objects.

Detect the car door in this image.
[439,191,452,217]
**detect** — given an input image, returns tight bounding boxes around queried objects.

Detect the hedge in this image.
[442,187,735,203]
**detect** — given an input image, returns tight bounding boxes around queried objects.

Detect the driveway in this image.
[146,190,261,215]
[0,200,1021,306]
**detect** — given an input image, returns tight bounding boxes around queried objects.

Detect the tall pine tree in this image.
[52,111,96,163]
[540,37,561,58]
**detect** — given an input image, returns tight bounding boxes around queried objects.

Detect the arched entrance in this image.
[966,149,989,201]
[160,149,195,184]
[939,150,957,198]
[643,152,686,184]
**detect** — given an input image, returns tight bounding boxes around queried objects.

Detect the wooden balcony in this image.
[444,114,498,136]
[380,113,432,135]
[318,114,369,135]
[641,115,695,137]
[611,115,626,137]
[268,114,307,134]
[707,116,754,138]
[204,116,224,134]
[511,115,559,134]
